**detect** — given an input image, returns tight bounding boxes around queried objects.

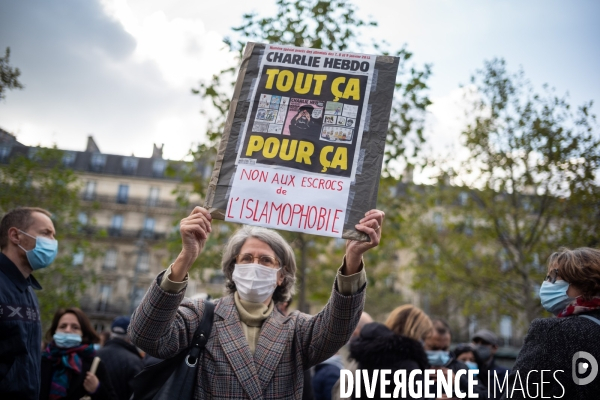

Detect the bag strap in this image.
[185,301,215,367]
[579,314,600,327]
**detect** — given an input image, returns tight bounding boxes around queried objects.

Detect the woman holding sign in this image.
[129,206,383,400]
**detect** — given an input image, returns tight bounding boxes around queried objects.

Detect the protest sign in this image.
[205,42,399,240]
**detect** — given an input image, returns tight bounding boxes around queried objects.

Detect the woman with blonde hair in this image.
[348,305,433,399]
[385,304,434,340]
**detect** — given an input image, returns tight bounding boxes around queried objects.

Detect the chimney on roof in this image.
[152,143,164,159]
[86,136,100,153]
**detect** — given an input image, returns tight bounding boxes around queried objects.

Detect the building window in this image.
[103,249,118,269]
[0,145,12,161]
[147,187,160,206]
[433,212,443,232]
[499,249,510,271]
[203,164,212,179]
[110,214,123,236]
[83,181,96,200]
[431,244,440,263]
[464,215,474,236]
[209,270,226,284]
[90,153,107,172]
[117,184,129,204]
[78,212,88,226]
[142,217,155,238]
[122,157,138,175]
[62,151,76,167]
[97,284,112,312]
[136,251,150,272]
[132,287,146,309]
[500,316,512,344]
[152,159,166,177]
[28,147,39,160]
[72,250,84,266]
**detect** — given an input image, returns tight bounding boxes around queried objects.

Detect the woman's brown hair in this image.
[548,247,600,299]
[45,307,100,345]
[385,304,433,341]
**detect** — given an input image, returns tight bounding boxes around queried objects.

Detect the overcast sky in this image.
[1,0,598,161]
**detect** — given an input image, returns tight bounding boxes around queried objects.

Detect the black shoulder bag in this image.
[131,302,215,400]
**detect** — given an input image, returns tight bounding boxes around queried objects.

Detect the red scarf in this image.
[557,296,600,318]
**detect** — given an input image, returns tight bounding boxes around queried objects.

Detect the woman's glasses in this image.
[236,253,280,268]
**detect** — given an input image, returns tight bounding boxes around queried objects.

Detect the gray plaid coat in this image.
[129,272,365,400]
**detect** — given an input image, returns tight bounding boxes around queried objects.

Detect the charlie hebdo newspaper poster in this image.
[205,43,399,240]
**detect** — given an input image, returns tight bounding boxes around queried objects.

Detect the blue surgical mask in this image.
[18,230,58,270]
[539,280,575,315]
[426,350,451,366]
[53,332,82,348]
[465,361,478,370]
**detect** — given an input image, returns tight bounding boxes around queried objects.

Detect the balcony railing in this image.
[81,193,177,208]
[107,228,167,240]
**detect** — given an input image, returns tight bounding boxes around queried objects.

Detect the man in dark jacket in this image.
[0,207,57,399]
[97,316,144,400]
[312,354,344,400]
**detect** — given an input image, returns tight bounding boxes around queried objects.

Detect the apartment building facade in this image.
[0,129,214,331]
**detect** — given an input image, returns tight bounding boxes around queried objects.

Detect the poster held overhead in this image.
[204,42,399,240]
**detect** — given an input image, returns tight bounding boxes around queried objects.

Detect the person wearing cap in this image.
[472,329,508,399]
[97,316,144,400]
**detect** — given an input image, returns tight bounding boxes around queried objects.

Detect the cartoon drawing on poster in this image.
[258,94,271,109]
[325,101,344,116]
[342,104,358,118]
[252,121,269,133]
[324,115,336,125]
[268,124,283,134]
[282,98,324,137]
[275,96,290,124]
[320,126,353,144]
[204,42,399,239]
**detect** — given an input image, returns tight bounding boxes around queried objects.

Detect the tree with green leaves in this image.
[186,0,431,312]
[0,47,24,101]
[404,58,600,335]
[0,147,97,330]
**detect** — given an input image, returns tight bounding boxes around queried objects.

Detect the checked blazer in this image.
[129,271,366,400]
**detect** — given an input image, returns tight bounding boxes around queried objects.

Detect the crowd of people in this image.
[1,205,599,399]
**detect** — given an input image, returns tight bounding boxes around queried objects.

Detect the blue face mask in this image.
[18,230,58,270]
[465,361,478,370]
[53,332,82,348]
[426,350,451,366]
[539,280,575,315]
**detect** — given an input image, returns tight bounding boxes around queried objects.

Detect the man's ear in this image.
[7,227,21,245]
[277,269,284,286]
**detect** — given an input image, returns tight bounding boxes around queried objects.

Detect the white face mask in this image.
[232,263,280,303]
